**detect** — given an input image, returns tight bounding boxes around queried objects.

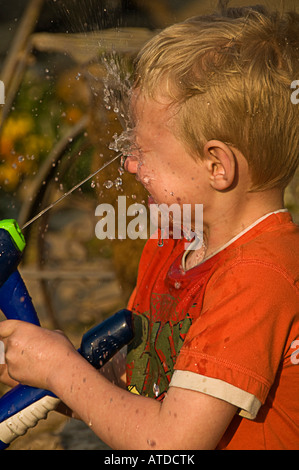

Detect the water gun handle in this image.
[0,388,59,448]
[0,270,40,325]
[0,219,133,449]
[0,220,39,325]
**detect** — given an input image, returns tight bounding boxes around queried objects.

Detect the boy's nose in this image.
[124,156,138,174]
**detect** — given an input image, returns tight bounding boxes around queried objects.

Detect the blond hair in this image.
[134,6,299,191]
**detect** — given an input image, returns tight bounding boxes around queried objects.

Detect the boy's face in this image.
[125,92,209,209]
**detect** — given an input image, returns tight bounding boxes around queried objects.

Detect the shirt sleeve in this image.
[171,259,299,419]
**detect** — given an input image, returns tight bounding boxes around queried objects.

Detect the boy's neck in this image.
[185,188,285,271]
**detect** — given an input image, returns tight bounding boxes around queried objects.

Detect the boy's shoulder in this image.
[241,211,298,264]
[215,211,299,287]
[200,211,299,322]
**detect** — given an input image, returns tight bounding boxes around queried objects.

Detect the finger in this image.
[0,340,5,364]
[0,364,18,387]
[53,329,68,339]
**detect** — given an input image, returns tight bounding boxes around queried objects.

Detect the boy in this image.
[0,5,299,449]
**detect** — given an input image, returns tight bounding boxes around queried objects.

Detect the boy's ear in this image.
[203,140,236,191]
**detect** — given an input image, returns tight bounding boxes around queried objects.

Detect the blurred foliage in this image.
[0,67,86,192]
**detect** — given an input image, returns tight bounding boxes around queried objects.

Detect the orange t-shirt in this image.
[126,212,299,449]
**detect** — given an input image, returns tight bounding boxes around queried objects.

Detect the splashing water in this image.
[114,177,123,189]
[102,52,133,130]
[118,165,124,176]
[22,48,135,228]
[20,7,138,229]
[109,130,136,155]
[102,52,139,189]
[50,0,122,34]
[22,54,133,228]
[97,53,136,192]
[103,175,123,191]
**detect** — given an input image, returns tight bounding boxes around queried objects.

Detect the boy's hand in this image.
[0,320,77,390]
[0,364,18,388]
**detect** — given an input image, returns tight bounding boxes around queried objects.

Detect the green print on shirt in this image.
[126,298,192,400]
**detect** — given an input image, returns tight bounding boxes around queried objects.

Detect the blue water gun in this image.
[0,219,133,449]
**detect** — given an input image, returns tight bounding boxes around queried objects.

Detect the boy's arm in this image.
[49,350,237,449]
[0,320,236,449]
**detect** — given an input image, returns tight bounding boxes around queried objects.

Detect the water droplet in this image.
[153,383,159,397]
[114,177,122,188]
[147,439,156,447]
[158,237,164,247]
[103,180,113,189]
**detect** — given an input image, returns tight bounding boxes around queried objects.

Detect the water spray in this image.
[22,152,123,230]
